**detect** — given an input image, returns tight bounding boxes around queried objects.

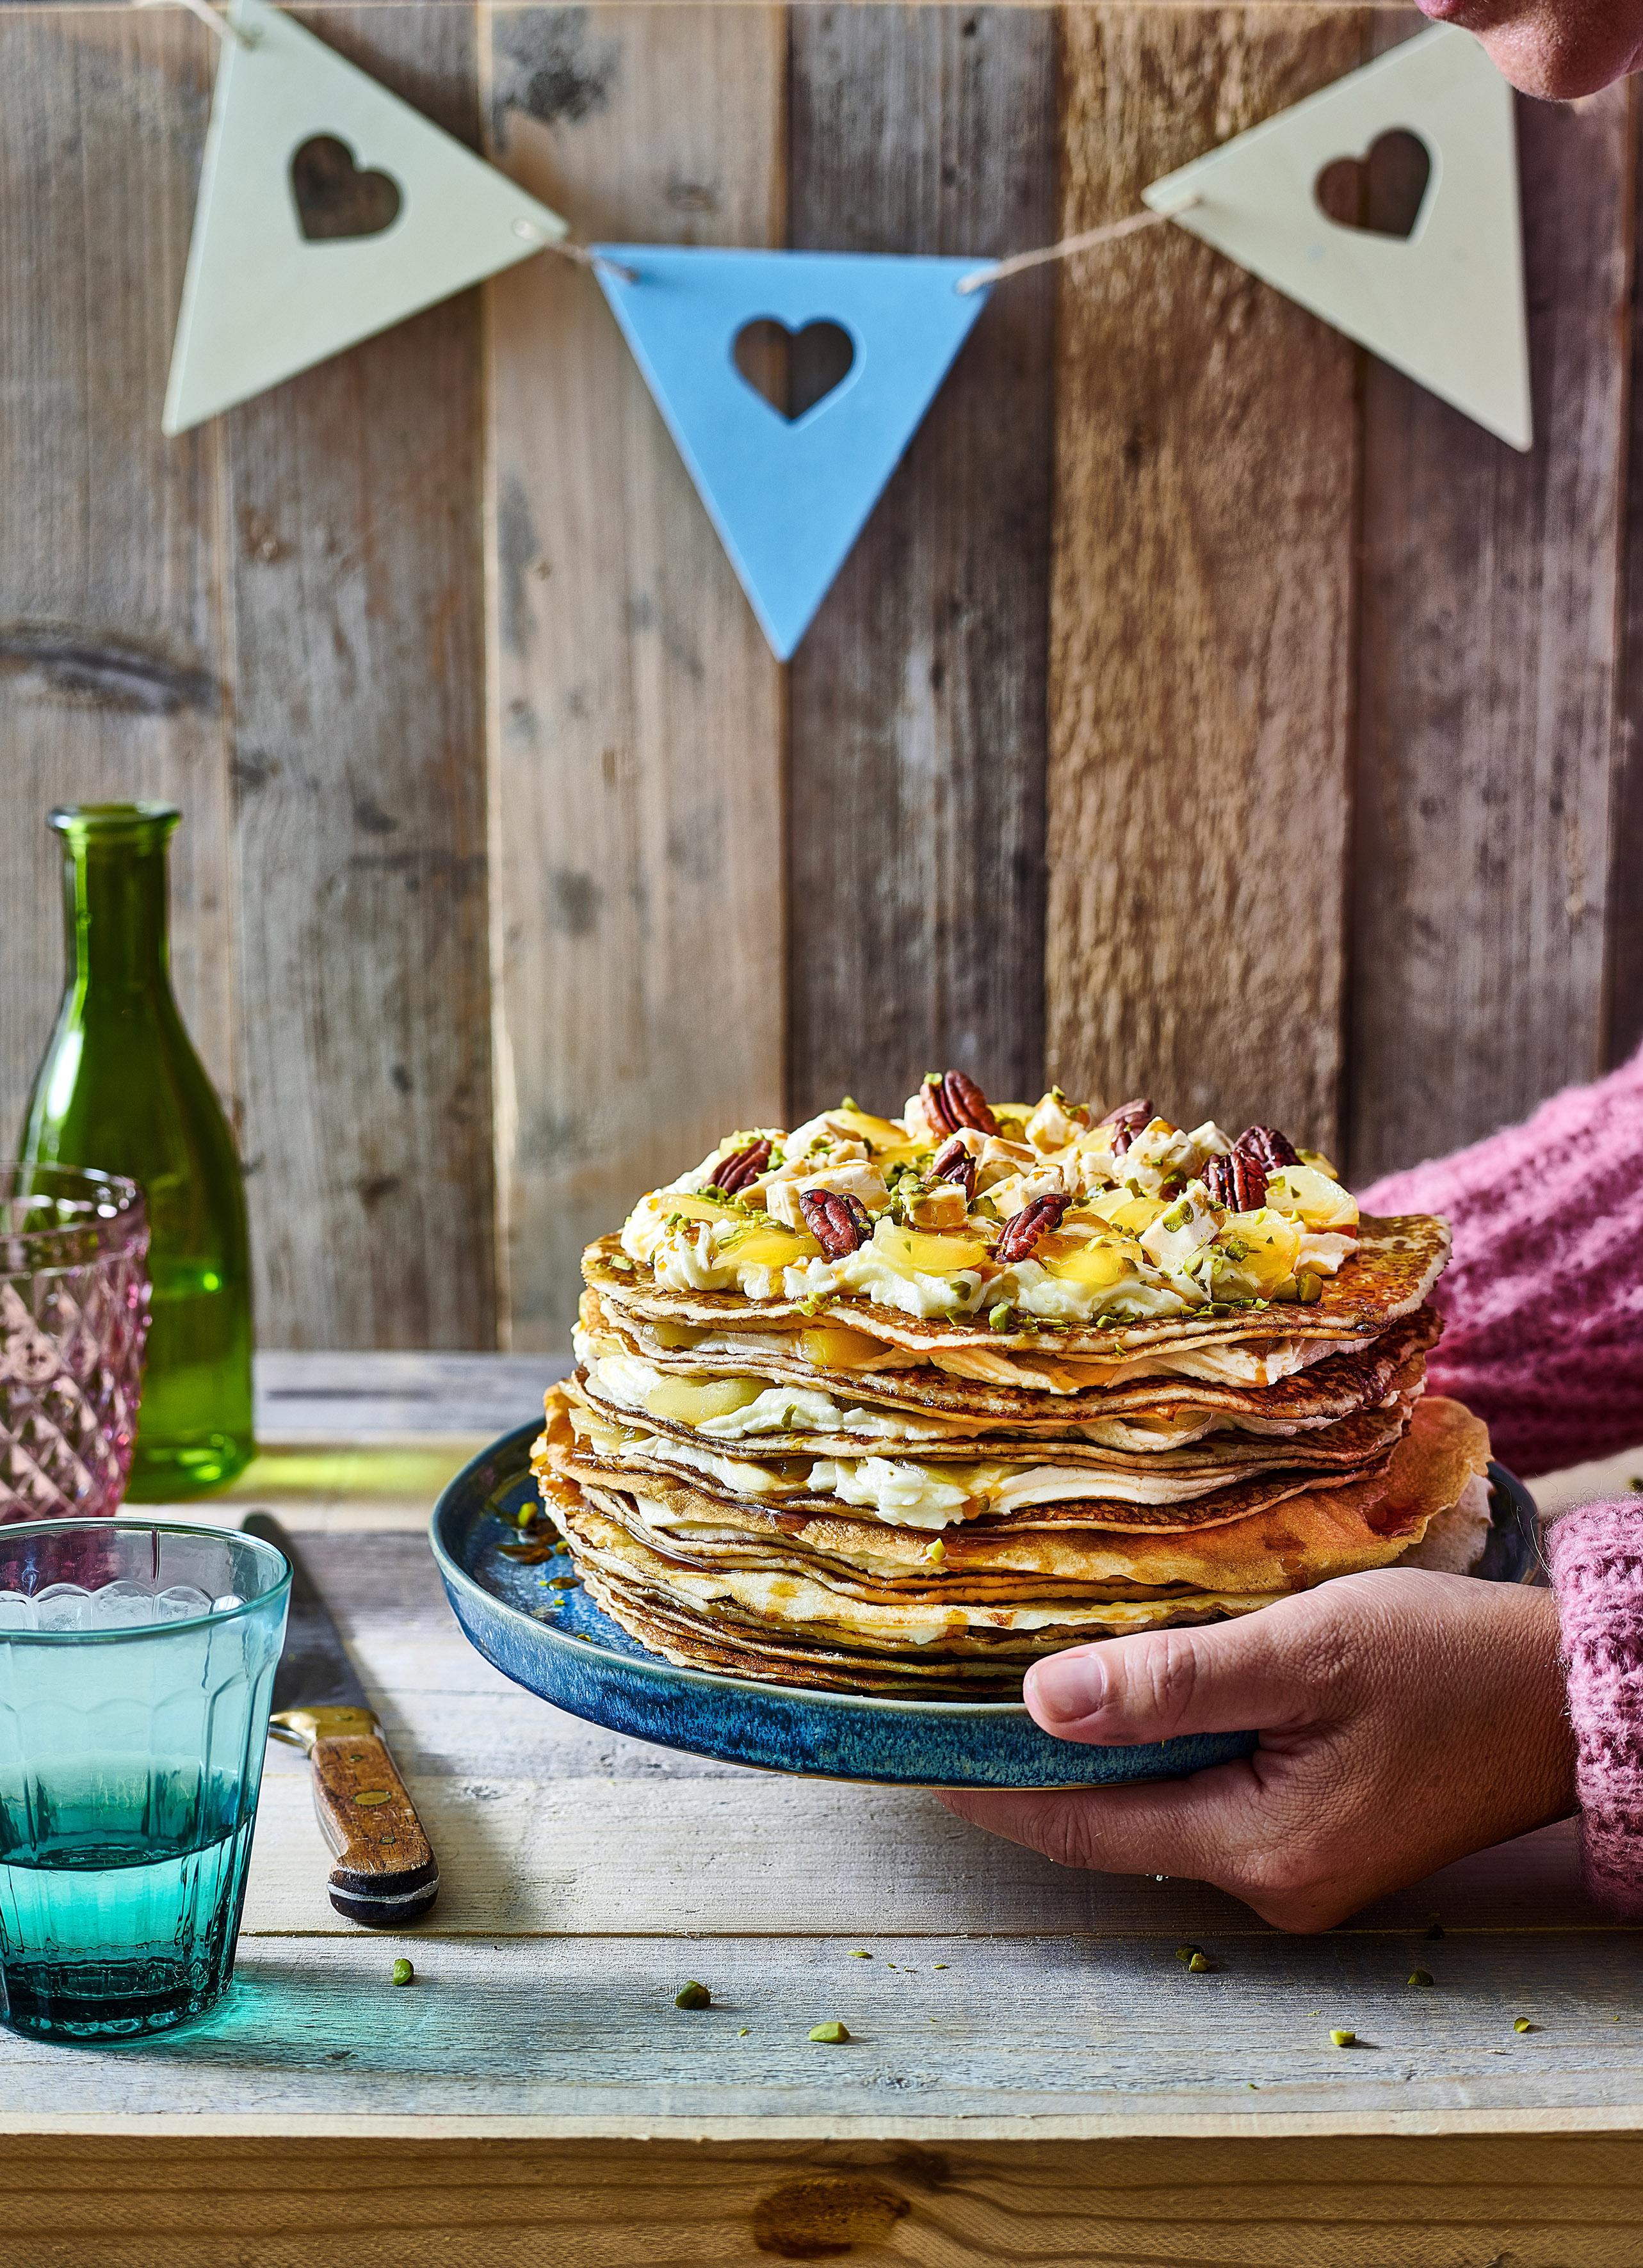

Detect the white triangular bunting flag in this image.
[1143,26,1531,451]
[164,0,567,434]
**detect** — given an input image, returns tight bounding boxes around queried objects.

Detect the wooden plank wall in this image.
[0,0,1637,1353]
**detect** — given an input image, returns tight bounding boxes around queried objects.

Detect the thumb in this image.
[1024,1599,1324,1748]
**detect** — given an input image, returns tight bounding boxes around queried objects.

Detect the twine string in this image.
[136,0,257,51]
[512,222,639,285]
[956,193,1201,296]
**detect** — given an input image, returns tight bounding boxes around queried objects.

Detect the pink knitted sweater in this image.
[1362,1055,1643,1915]
[1361,1048,1643,1481]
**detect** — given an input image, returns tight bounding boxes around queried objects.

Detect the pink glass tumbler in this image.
[0,1168,150,1523]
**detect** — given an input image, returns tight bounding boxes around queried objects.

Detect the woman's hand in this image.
[939,1571,1578,1932]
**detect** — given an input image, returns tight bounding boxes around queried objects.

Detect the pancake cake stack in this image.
[533,1075,1491,1698]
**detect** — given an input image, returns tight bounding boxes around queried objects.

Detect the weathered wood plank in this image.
[0,11,234,1123]
[1,1931,1642,2134]
[485,5,786,1348]
[222,7,497,1350]
[6,2132,1643,2268]
[254,1347,562,1438]
[1609,75,1643,1076]
[1045,6,1365,1154]
[784,6,1058,1123]
[1348,45,1633,1179]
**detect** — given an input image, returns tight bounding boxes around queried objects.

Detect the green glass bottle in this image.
[18,803,254,1499]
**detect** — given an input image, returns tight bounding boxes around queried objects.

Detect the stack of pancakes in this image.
[533,1079,1490,1698]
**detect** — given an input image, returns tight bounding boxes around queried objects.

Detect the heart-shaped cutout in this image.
[1315,129,1433,241]
[733,318,855,422]
[290,135,403,243]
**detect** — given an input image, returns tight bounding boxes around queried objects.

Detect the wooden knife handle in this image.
[272,1706,440,1927]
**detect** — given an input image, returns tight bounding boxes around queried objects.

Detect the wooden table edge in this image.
[4,2105,1643,2143]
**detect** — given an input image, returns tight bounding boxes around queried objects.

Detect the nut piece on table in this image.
[800,1188,873,1259]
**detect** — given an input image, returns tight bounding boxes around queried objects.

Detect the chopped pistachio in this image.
[924,1540,947,1566]
[514,1505,537,1529]
[933,1963,948,1970]
[848,1949,873,1959]
[675,1981,712,2009]
[1514,2017,1534,2034]
[391,1957,414,1987]
[1407,1969,1434,1989]
[1173,1944,1201,1965]
[1295,1271,1323,1305]
[988,1303,1014,1332]
[738,2026,750,2037]
[1330,2029,1356,2048]
[809,2020,851,2044]
[1186,1952,1213,1974]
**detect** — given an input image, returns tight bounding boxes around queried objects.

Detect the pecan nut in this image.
[995,1193,1067,1264]
[1205,1151,1268,1212]
[799,1188,873,1259]
[930,1136,977,1205]
[1236,1124,1300,1171]
[1098,1097,1153,1155]
[709,1138,772,1194]
[925,1069,1000,1138]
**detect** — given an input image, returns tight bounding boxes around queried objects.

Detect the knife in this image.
[244,1510,440,1927]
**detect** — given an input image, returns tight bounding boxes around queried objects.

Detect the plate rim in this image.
[428,1419,1540,1723]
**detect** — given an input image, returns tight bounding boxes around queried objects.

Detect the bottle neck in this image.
[61,835,175,1001]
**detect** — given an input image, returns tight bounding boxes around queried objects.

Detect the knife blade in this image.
[244,1510,439,1928]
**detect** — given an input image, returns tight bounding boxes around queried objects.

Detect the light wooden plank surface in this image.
[1347,54,1635,1180]
[484,3,787,1349]
[784,5,1058,1120]
[4,1928,1643,2134]
[0,9,236,1116]
[1044,5,1363,1153]
[223,8,499,1350]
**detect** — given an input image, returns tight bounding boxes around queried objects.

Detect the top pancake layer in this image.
[587,1211,1449,1364]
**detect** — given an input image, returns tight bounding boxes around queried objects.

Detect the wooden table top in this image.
[4,1353,1639,2148]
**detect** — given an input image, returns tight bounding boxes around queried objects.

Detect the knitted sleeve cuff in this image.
[1547,1505,1643,1919]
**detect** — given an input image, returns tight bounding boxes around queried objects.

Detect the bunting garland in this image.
[156,5,1530,652]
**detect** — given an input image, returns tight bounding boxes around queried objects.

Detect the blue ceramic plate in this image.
[430,1422,1541,1790]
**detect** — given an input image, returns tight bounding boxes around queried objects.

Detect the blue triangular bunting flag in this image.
[593,246,992,659]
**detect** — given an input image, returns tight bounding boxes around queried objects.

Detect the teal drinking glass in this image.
[0,1519,289,2040]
